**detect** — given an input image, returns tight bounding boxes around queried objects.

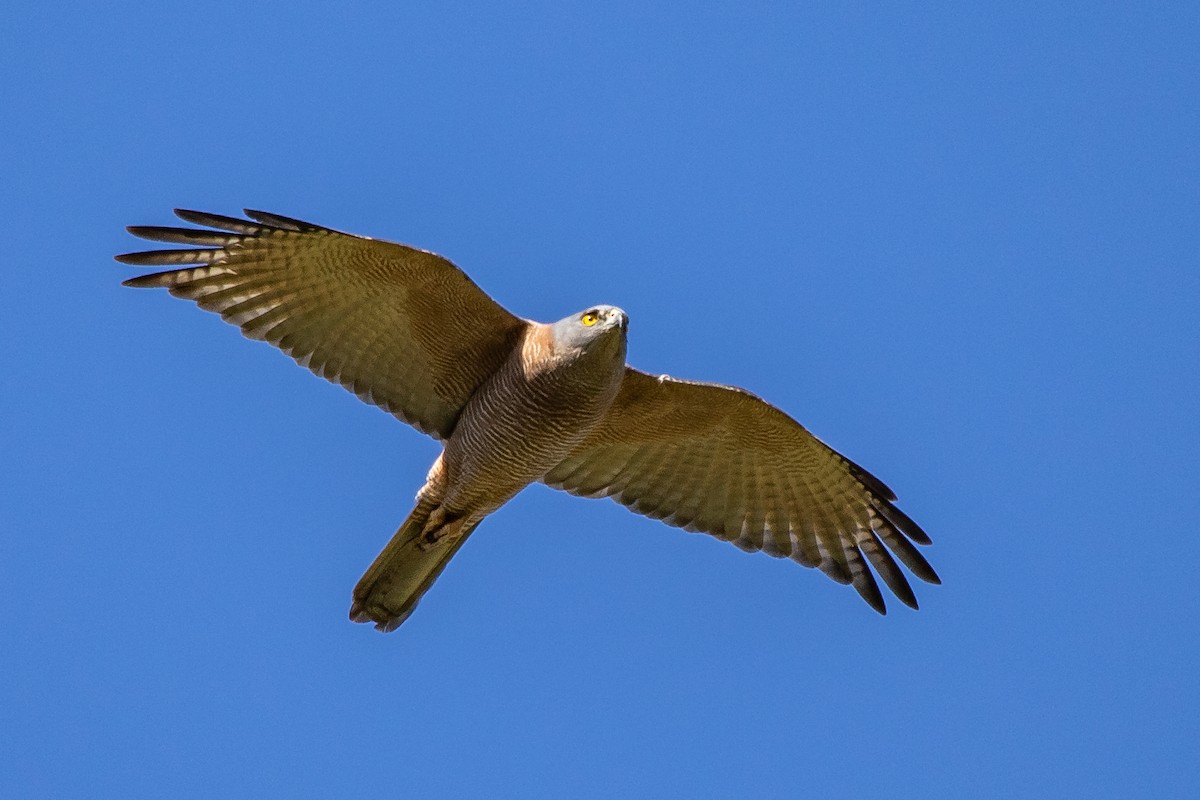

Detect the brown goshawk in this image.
[117,209,940,631]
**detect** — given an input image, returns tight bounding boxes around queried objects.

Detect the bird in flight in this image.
[117,209,940,631]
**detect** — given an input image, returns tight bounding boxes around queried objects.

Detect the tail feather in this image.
[350,502,477,632]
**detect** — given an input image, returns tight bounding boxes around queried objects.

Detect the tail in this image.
[349,501,478,632]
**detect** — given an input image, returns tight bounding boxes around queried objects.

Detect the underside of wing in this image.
[543,368,940,613]
[117,209,527,439]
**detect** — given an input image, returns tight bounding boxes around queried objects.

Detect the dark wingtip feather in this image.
[126,225,236,247]
[243,208,324,232]
[817,559,852,585]
[890,584,918,610]
[877,502,933,546]
[850,560,888,614]
[873,516,942,585]
[112,248,218,266]
[113,251,177,267]
[173,208,264,234]
[860,587,887,615]
[845,456,898,501]
[121,270,177,288]
[863,531,920,609]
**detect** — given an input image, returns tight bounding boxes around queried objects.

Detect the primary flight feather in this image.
[117,208,940,631]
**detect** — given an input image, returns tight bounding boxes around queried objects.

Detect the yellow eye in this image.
[581,311,599,327]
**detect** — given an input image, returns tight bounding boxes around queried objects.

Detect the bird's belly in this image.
[439,373,613,514]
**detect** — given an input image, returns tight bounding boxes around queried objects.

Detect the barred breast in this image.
[440,323,626,515]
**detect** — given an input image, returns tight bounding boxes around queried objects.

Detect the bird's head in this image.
[550,305,629,360]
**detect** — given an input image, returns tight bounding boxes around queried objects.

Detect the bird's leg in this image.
[417,507,468,551]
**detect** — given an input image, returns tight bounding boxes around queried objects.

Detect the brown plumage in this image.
[117,208,940,631]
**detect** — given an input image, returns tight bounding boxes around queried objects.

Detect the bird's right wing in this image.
[117,209,527,439]
[543,368,940,613]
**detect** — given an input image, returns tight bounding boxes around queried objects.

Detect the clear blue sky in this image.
[2,3,1196,798]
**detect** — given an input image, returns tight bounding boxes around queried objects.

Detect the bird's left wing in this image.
[117,209,527,439]
[543,368,940,613]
